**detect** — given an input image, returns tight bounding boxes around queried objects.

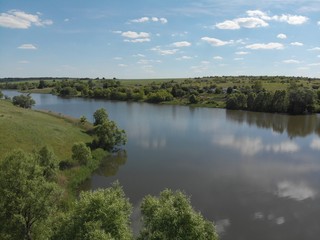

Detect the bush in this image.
[12,94,35,108]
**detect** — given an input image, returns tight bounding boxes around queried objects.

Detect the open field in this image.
[0,100,93,160]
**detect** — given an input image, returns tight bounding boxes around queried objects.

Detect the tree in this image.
[72,142,92,165]
[226,93,247,110]
[271,90,287,113]
[287,87,315,114]
[38,80,46,89]
[93,108,108,126]
[0,150,60,240]
[138,189,218,240]
[12,94,35,108]
[0,90,3,99]
[189,94,198,104]
[37,146,59,181]
[80,115,87,125]
[52,182,132,240]
[93,120,127,151]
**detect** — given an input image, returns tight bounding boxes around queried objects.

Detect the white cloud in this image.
[118,64,127,67]
[308,62,320,66]
[318,21,320,26]
[172,41,191,47]
[245,42,284,50]
[277,33,287,39]
[216,17,268,30]
[308,47,320,51]
[130,16,167,24]
[18,44,37,50]
[124,38,150,43]
[151,46,179,55]
[234,58,244,61]
[237,17,269,28]
[290,42,304,46]
[159,18,168,24]
[216,10,308,30]
[283,59,300,64]
[213,56,223,60]
[121,31,149,39]
[113,57,122,60]
[0,10,52,29]
[276,181,316,201]
[176,56,193,60]
[131,17,149,23]
[133,54,146,58]
[64,18,69,22]
[121,31,150,43]
[216,20,240,30]
[246,10,271,20]
[201,37,233,46]
[235,51,249,55]
[275,14,309,25]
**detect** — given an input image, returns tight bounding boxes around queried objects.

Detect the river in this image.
[3,90,320,240]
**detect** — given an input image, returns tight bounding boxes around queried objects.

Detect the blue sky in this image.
[0,0,319,78]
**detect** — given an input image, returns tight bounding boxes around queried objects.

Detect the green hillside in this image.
[0,100,93,161]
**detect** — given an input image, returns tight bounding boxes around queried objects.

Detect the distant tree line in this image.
[1,76,320,114]
[226,81,317,114]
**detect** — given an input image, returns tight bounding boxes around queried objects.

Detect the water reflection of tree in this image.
[96,150,127,177]
[226,110,320,138]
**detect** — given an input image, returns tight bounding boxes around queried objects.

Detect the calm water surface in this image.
[3,90,320,240]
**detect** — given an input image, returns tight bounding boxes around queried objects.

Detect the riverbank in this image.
[0,100,109,201]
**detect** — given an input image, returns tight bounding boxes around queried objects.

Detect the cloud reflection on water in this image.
[276,181,316,201]
[213,135,299,156]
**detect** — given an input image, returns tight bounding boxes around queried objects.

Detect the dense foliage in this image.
[139,189,218,240]
[12,94,35,108]
[92,108,127,151]
[0,150,61,240]
[1,76,320,114]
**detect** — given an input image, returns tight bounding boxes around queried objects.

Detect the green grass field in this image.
[0,100,93,161]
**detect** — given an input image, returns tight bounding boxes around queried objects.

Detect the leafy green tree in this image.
[271,90,287,113]
[80,115,87,125]
[0,90,3,99]
[138,189,218,240]
[72,142,92,165]
[146,90,173,103]
[189,94,198,104]
[252,91,273,112]
[12,94,35,108]
[287,87,315,114]
[37,146,59,181]
[59,86,78,97]
[93,108,108,126]
[52,182,132,240]
[38,80,47,89]
[252,80,263,93]
[0,150,60,240]
[226,93,246,110]
[93,120,127,151]
[246,92,256,111]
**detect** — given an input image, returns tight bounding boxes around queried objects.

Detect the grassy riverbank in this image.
[0,100,108,200]
[0,100,92,160]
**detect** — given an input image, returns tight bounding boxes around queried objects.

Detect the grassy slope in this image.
[0,100,92,161]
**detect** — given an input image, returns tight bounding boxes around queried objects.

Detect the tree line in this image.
[226,81,318,114]
[1,76,320,113]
